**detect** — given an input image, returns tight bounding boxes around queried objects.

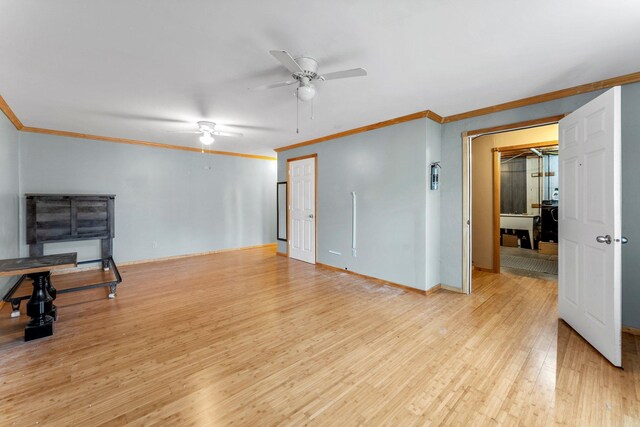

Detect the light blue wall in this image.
[425,119,442,289]
[0,113,20,296]
[18,133,277,264]
[277,118,441,291]
[440,82,640,327]
[622,83,640,328]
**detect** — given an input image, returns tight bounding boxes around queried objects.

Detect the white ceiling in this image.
[1,0,639,156]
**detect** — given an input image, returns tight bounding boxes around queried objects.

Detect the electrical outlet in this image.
[152,241,158,248]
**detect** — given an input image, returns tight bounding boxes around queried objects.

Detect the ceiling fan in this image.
[254,50,368,102]
[173,121,243,145]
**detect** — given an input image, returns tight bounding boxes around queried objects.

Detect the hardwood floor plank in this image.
[0,247,637,426]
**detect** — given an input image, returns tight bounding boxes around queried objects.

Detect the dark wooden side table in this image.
[0,253,77,341]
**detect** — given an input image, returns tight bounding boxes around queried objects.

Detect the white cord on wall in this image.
[351,191,357,257]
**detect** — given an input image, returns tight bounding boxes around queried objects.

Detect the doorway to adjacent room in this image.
[470,123,560,281]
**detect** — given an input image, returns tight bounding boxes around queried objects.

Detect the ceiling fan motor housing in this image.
[293,57,320,83]
[197,121,217,132]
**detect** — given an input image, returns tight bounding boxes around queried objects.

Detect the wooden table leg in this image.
[25,271,54,341]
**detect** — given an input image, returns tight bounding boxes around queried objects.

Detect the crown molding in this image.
[442,70,640,123]
[0,96,275,160]
[0,95,24,130]
[3,70,639,158]
[274,110,442,153]
[274,70,640,153]
[19,126,276,160]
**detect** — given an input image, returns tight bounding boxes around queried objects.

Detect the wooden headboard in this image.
[26,194,115,245]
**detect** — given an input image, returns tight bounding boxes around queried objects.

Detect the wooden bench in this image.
[0,253,77,341]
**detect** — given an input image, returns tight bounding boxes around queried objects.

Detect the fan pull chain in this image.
[296,87,300,134]
[311,97,314,120]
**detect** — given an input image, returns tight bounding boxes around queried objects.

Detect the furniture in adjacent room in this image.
[0,253,77,341]
[500,214,539,249]
[540,200,559,242]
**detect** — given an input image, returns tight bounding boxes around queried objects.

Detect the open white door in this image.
[288,156,316,264]
[558,86,622,367]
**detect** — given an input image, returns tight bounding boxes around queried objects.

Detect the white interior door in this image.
[289,157,316,264]
[558,86,622,367]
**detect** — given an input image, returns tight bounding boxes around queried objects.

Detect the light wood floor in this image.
[0,247,638,426]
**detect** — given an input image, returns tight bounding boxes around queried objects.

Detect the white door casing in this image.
[288,157,316,264]
[558,86,622,367]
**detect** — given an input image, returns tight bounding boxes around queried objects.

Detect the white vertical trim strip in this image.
[351,191,357,257]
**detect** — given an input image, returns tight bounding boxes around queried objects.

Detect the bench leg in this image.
[25,272,54,341]
[45,273,57,321]
[10,300,21,318]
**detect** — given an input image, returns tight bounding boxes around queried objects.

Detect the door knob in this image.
[596,235,612,244]
[621,236,629,244]
[308,214,314,219]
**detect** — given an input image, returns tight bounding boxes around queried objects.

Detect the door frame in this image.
[491,140,559,273]
[461,115,565,294]
[286,153,318,262]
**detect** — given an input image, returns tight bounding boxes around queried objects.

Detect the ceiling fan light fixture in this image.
[199,132,214,145]
[297,84,316,102]
[197,121,216,133]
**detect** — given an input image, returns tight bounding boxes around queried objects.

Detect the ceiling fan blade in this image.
[225,123,280,131]
[320,68,368,81]
[269,50,303,74]
[213,131,243,137]
[252,80,298,91]
[168,130,202,134]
